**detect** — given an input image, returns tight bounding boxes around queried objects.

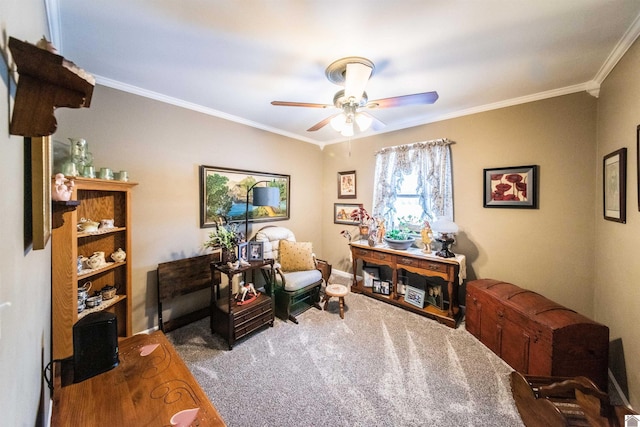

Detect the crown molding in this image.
[593,12,640,84]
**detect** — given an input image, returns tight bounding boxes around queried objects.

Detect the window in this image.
[372,139,453,229]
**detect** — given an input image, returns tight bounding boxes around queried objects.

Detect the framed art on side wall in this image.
[603,148,626,223]
[333,203,362,225]
[337,170,357,199]
[483,165,538,209]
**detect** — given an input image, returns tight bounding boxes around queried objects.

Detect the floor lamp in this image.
[245,181,280,241]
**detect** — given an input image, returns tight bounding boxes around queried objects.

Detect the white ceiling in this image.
[47,0,640,147]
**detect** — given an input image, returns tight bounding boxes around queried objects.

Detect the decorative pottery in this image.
[87,251,106,269]
[101,285,117,300]
[78,218,99,233]
[111,248,126,263]
[52,173,74,201]
[383,236,415,250]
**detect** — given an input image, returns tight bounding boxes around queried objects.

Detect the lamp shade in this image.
[252,186,280,207]
[431,217,459,234]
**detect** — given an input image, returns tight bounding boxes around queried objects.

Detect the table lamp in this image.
[245,181,280,241]
[431,217,459,258]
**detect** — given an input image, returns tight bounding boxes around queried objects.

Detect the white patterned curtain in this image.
[372,139,453,227]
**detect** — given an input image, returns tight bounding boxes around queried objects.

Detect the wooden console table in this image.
[350,241,466,328]
[210,259,275,349]
[52,330,225,426]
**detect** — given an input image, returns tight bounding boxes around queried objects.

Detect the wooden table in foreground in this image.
[350,241,465,328]
[52,330,225,426]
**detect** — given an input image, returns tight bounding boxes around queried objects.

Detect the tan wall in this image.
[0,1,54,424]
[595,38,640,408]
[55,86,324,333]
[323,92,598,317]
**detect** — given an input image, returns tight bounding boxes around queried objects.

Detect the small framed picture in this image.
[372,279,391,296]
[404,286,425,308]
[333,203,362,225]
[425,283,444,310]
[483,165,538,209]
[603,147,627,223]
[337,170,357,199]
[248,241,264,261]
[237,242,248,262]
[363,266,379,288]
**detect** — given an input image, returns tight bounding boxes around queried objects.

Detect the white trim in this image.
[593,13,640,84]
[44,0,62,53]
[95,75,321,146]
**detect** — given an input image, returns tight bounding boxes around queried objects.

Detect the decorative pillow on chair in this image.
[279,240,315,272]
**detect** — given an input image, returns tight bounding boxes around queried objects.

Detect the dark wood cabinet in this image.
[210,260,275,349]
[466,279,609,391]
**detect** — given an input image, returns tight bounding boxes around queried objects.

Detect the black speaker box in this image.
[72,311,119,383]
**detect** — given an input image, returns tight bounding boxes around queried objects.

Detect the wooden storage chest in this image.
[466,279,609,390]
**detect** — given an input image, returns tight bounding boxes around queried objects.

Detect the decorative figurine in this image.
[236,282,258,305]
[52,173,74,201]
[420,221,433,253]
[376,218,386,244]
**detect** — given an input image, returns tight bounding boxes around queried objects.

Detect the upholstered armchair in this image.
[255,226,331,323]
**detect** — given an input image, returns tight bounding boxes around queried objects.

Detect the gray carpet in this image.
[167,284,525,427]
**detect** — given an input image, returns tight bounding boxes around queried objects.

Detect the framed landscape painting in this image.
[200,166,290,228]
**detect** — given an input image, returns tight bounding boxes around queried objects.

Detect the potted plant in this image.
[204,222,243,263]
[383,228,415,250]
[350,206,372,235]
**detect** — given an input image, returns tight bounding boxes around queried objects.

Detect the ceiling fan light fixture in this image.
[341,122,354,137]
[330,113,347,131]
[355,113,373,131]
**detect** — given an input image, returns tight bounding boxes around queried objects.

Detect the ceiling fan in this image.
[271,57,439,136]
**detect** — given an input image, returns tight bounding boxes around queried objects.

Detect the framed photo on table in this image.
[337,170,357,199]
[372,279,391,296]
[404,286,425,308]
[603,148,627,223]
[248,241,264,261]
[237,242,249,262]
[363,266,380,288]
[425,283,444,310]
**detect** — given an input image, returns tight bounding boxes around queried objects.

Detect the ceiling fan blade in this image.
[359,111,385,131]
[366,91,439,109]
[307,114,339,132]
[271,101,332,108]
[344,62,372,102]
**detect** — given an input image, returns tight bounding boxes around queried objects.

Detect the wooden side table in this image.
[210,259,275,349]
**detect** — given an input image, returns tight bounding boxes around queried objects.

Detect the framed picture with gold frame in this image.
[28,136,52,250]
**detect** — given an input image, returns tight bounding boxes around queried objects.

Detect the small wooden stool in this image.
[323,284,348,319]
